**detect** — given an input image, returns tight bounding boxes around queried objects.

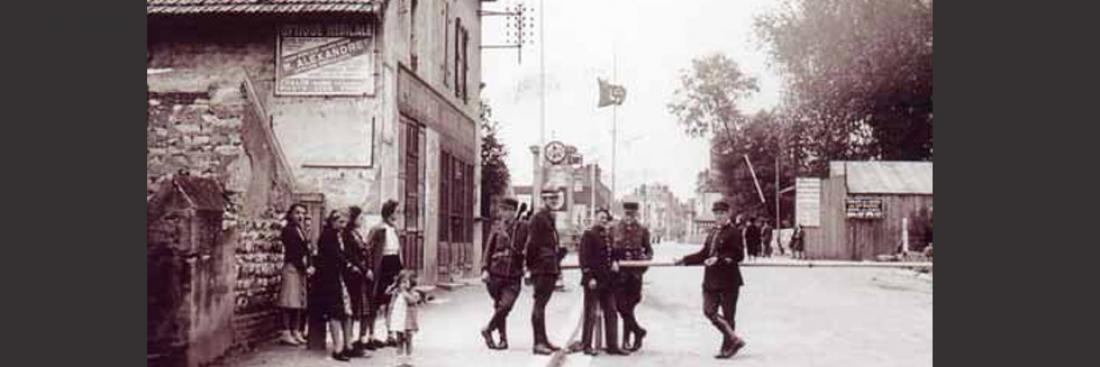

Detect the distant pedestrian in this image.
[315,209,357,361]
[790,224,806,259]
[480,197,528,350]
[745,216,762,260]
[674,201,747,359]
[278,203,312,346]
[364,199,404,349]
[759,218,774,257]
[526,189,564,355]
[387,270,424,367]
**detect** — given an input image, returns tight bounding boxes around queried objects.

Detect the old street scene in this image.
[146,1,932,367]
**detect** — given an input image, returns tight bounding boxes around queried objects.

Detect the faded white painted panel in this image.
[271,98,376,167]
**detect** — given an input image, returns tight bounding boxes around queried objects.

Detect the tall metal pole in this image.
[611,47,618,204]
[533,0,546,210]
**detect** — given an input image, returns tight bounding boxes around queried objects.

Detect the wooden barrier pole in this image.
[558,259,933,269]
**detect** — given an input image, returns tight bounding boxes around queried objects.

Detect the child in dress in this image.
[387,270,425,366]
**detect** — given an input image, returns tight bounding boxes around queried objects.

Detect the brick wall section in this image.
[230,208,287,349]
[148,82,298,362]
[147,93,245,196]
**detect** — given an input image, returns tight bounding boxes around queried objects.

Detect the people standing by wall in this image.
[611,201,653,352]
[526,189,564,355]
[790,224,806,260]
[342,206,373,356]
[675,201,748,359]
[364,199,404,349]
[314,209,357,361]
[480,198,528,350]
[278,203,312,346]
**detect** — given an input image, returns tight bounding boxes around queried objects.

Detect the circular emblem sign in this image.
[544,141,568,165]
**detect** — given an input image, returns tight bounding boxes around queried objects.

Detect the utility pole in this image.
[532,0,547,210]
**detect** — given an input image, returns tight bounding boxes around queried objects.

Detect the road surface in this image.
[562,242,933,367]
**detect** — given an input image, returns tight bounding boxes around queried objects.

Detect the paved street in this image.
[214,245,931,367]
[217,256,587,367]
[562,243,933,367]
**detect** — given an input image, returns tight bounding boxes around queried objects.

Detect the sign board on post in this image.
[276,23,374,96]
[845,197,884,219]
[795,178,821,227]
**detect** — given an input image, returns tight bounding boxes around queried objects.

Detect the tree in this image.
[755,0,933,167]
[479,101,511,219]
[667,53,760,140]
[669,53,794,222]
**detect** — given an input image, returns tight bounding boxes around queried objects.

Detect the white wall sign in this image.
[276,23,374,96]
[796,178,821,227]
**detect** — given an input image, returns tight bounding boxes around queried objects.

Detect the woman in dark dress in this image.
[364,199,404,348]
[342,206,374,355]
[277,203,312,346]
[315,209,359,361]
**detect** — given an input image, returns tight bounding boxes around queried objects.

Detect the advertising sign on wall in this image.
[845,197,885,219]
[796,178,822,227]
[276,23,373,96]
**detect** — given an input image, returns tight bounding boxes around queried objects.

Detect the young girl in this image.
[387,270,424,367]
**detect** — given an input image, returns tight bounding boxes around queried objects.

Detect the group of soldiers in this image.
[478,189,655,356]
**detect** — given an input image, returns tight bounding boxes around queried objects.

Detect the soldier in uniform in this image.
[525,189,565,355]
[479,198,528,350]
[674,201,747,359]
[611,201,654,351]
[575,208,629,356]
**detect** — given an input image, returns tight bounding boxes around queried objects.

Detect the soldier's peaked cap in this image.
[712,201,731,211]
[622,201,639,210]
[501,198,519,208]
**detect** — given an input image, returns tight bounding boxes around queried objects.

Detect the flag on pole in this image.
[597,78,626,107]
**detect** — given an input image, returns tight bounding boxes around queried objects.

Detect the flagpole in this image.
[611,46,618,205]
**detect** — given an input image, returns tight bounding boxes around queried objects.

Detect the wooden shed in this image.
[799,161,933,260]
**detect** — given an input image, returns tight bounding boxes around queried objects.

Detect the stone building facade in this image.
[147,0,485,365]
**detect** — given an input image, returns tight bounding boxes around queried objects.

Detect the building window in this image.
[454,18,462,99]
[461,28,469,103]
[410,0,419,71]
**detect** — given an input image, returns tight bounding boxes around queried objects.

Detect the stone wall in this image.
[148,53,299,365]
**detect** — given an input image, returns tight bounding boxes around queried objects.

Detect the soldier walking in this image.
[675,201,747,359]
[525,189,565,355]
[479,198,528,350]
[611,201,653,352]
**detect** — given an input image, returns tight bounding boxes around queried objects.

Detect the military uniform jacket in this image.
[612,221,654,274]
[525,208,561,275]
[683,221,745,290]
[482,219,528,279]
[578,225,615,289]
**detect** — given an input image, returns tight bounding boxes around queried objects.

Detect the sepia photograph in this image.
[146,0,933,366]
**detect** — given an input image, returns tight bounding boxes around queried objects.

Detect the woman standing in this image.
[277,203,312,346]
[342,206,373,355]
[790,224,806,260]
[364,199,404,348]
[315,210,358,361]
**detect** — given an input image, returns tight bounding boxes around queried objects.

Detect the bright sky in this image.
[481,0,785,202]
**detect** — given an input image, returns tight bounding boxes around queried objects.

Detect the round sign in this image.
[544,141,568,165]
